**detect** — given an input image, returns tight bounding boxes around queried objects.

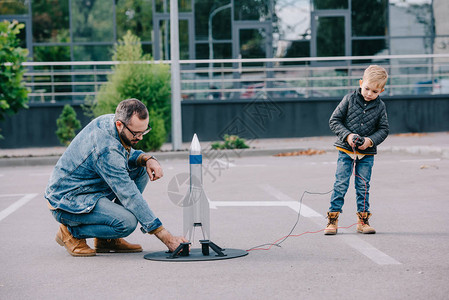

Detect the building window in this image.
[116,0,153,42]
[32,0,70,43]
[194,0,231,41]
[351,0,387,37]
[390,37,433,55]
[316,16,345,57]
[33,45,71,62]
[71,0,115,43]
[273,0,310,60]
[239,28,267,58]
[389,0,432,37]
[73,44,113,61]
[0,0,28,14]
[196,42,231,59]
[352,38,387,58]
[313,0,348,10]
[155,0,192,12]
[234,0,270,21]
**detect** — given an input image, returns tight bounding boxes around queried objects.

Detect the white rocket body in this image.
[183,134,210,242]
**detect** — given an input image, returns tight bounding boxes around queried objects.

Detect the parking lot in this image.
[1,145,448,299]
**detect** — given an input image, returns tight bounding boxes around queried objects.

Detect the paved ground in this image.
[1,133,449,299]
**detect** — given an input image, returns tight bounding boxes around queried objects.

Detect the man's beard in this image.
[119,129,139,147]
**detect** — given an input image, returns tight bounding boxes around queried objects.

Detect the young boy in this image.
[325,65,389,235]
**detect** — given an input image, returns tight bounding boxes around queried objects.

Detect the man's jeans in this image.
[329,151,374,213]
[52,167,149,239]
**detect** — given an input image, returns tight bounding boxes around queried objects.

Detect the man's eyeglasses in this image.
[119,120,152,138]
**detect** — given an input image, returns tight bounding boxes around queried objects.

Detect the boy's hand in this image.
[347,133,356,148]
[357,137,373,150]
[347,134,373,150]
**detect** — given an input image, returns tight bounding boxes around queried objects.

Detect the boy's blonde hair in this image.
[363,65,389,89]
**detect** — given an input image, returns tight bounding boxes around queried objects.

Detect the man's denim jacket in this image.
[45,114,162,233]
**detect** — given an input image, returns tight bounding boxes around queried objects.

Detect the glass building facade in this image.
[1,0,448,63]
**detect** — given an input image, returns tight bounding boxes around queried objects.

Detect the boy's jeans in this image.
[329,151,374,213]
[52,167,149,239]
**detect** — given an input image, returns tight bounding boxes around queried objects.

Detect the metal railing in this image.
[22,54,449,103]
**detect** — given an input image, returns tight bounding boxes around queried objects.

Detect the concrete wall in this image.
[1,95,448,149]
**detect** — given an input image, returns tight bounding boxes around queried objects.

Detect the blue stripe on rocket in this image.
[189,155,202,164]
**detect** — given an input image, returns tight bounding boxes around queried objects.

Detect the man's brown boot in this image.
[94,238,143,253]
[324,212,340,235]
[356,212,376,234]
[55,224,96,257]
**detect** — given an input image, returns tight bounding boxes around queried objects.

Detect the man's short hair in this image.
[363,65,389,89]
[114,98,149,124]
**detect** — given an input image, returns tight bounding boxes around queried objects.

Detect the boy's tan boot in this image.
[356,212,376,234]
[55,224,96,256]
[94,238,143,253]
[324,212,340,235]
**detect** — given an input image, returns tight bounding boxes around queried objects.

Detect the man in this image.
[45,98,187,256]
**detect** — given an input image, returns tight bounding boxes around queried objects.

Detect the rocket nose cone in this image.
[190,133,201,154]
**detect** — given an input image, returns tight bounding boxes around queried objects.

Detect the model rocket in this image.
[183,133,210,242]
[144,133,248,260]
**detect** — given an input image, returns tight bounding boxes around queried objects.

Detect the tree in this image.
[56,104,82,146]
[0,20,29,138]
[88,31,171,151]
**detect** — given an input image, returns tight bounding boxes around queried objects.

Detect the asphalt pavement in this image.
[1,132,449,299]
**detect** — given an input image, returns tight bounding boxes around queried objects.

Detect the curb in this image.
[1,145,448,167]
[0,156,61,167]
[0,147,329,167]
[383,146,449,159]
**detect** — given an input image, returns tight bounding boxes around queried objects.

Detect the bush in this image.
[56,104,81,146]
[87,31,171,151]
[0,20,29,138]
[211,134,250,150]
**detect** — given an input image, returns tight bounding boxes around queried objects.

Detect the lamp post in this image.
[208,3,232,82]
[170,0,182,150]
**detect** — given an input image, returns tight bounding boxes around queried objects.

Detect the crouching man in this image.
[45,98,187,256]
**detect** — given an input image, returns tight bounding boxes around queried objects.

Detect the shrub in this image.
[56,104,81,146]
[0,20,29,138]
[133,109,166,152]
[87,31,171,151]
[211,135,250,150]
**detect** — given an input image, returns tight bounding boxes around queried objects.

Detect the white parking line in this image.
[29,173,52,177]
[399,158,441,163]
[339,234,402,265]
[0,193,38,222]
[211,159,236,168]
[258,185,322,217]
[211,185,401,265]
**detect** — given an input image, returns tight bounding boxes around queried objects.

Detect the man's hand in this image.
[146,158,163,181]
[155,228,189,252]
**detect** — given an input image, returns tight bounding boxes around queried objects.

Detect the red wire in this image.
[351,140,368,212]
[247,223,358,251]
[247,140,369,252]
